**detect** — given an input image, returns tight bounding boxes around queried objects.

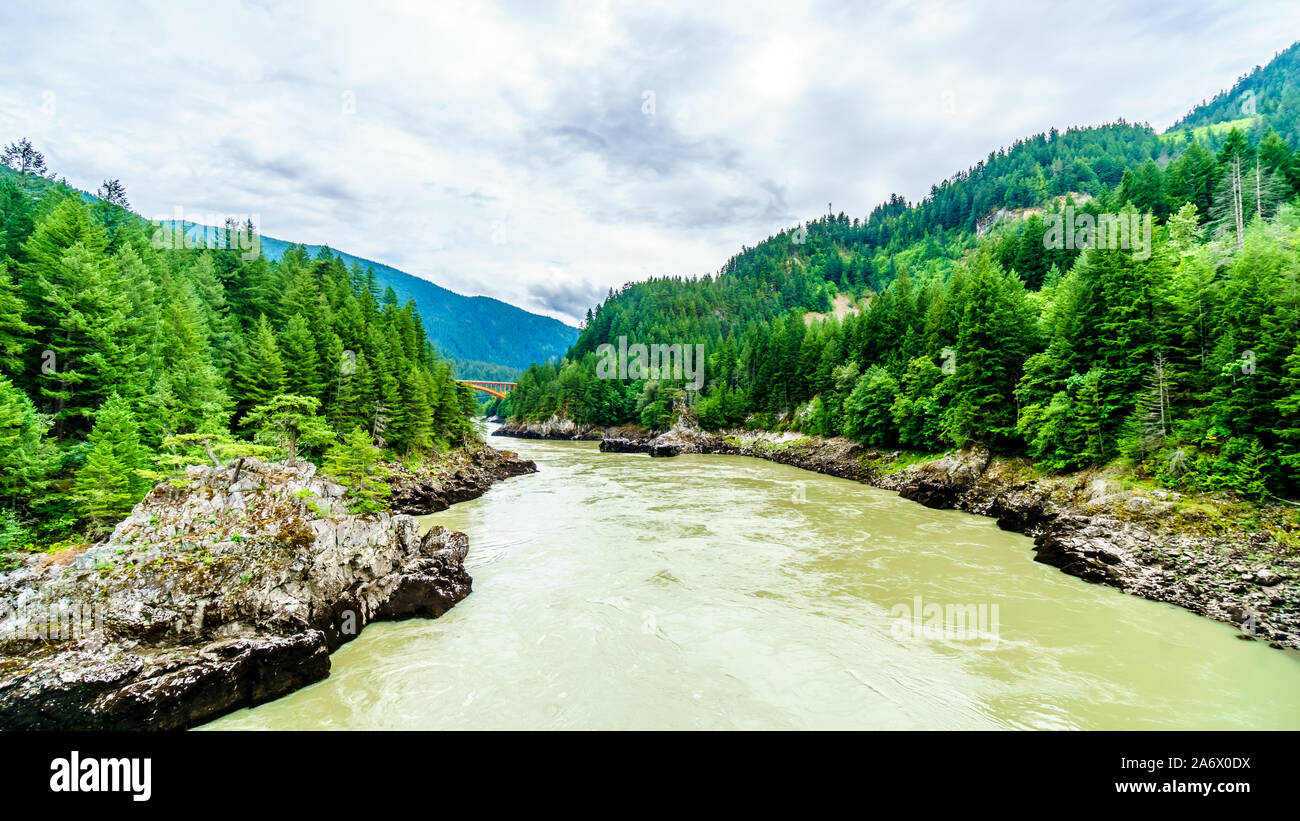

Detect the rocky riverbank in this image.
[497,420,1300,650]
[386,443,537,515]
[0,444,534,730]
[495,416,603,440]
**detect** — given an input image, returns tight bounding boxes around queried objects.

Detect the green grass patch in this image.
[1161,116,1256,145]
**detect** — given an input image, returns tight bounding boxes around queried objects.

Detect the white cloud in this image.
[0,0,1293,323]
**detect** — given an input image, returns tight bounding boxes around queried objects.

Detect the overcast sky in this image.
[2,1,1295,324]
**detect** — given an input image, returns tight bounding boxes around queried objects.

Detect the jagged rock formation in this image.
[0,458,473,730]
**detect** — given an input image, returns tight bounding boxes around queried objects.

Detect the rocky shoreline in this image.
[494,416,603,440]
[496,421,1300,650]
[0,444,536,730]
[386,443,538,514]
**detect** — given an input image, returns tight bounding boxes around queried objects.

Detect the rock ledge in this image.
[0,457,473,730]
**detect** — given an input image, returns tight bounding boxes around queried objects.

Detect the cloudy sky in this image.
[2,0,1295,324]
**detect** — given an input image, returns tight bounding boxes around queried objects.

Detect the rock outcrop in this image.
[386,444,537,515]
[494,415,602,440]
[872,447,1299,648]
[0,458,473,730]
[594,422,714,457]
[598,436,650,454]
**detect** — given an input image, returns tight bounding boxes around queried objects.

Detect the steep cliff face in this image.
[0,458,472,730]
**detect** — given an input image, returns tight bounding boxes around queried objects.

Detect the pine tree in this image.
[280,261,326,323]
[1074,368,1108,463]
[31,243,132,436]
[1227,437,1270,501]
[96,179,129,208]
[0,175,36,260]
[323,428,391,514]
[280,313,324,399]
[944,250,1038,447]
[239,314,286,416]
[1012,214,1050,289]
[0,260,31,376]
[1,138,51,177]
[320,331,348,426]
[0,374,56,508]
[73,394,150,533]
[21,197,108,302]
[336,349,374,434]
[1274,338,1300,486]
[1121,352,1172,459]
[242,394,335,465]
[397,364,435,453]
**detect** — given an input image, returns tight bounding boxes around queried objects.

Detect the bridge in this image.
[458,380,516,399]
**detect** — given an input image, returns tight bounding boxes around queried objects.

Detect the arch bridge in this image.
[458,380,516,400]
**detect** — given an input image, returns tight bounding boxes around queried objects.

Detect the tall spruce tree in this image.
[73,394,149,532]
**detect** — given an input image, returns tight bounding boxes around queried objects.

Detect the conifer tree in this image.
[323,427,391,514]
[239,314,287,416]
[0,260,31,376]
[944,250,1038,447]
[1273,338,1300,485]
[280,313,324,398]
[843,365,899,445]
[0,374,56,507]
[31,244,132,436]
[73,394,149,532]
[1,138,51,177]
[242,393,334,465]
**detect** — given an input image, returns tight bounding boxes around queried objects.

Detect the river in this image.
[205,434,1300,730]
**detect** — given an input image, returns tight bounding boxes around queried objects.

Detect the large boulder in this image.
[646,421,716,457]
[599,436,651,454]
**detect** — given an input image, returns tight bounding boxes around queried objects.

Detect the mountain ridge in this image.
[0,163,576,377]
[498,38,1300,508]
[255,234,576,375]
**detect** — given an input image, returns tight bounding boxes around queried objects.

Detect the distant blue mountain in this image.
[255,236,577,373]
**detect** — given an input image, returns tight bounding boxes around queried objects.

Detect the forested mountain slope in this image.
[1172,40,1300,145]
[2,162,575,377]
[0,152,482,554]
[501,41,1300,504]
[562,120,1164,368]
[258,236,575,374]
